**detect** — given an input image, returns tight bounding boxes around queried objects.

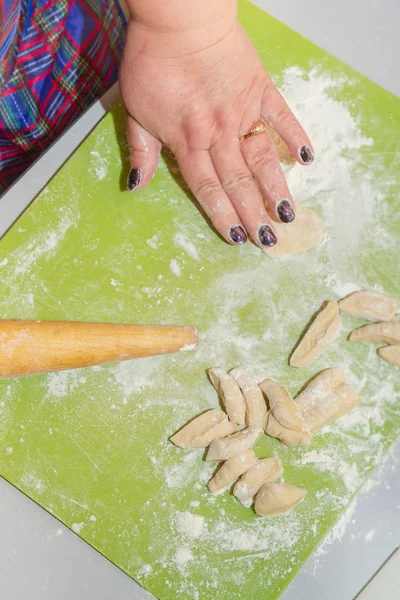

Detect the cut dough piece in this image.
[303,383,360,432]
[259,378,305,430]
[265,412,311,446]
[255,482,307,517]
[208,368,246,425]
[295,367,346,413]
[378,345,400,367]
[233,457,283,506]
[349,322,400,345]
[206,427,262,462]
[266,123,296,167]
[170,409,236,449]
[263,205,325,258]
[290,300,341,368]
[229,368,267,429]
[208,449,257,494]
[339,290,398,322]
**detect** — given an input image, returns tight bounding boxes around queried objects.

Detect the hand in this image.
[120,17,314,247]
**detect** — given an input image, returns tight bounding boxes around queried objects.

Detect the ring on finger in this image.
[240,118,268,142]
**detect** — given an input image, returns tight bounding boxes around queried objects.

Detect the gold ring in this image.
[240,118,268,141]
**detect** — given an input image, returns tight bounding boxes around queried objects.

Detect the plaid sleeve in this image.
[0,0,127,194]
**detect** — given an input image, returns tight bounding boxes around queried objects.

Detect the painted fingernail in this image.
[299,146,315,164]
[277,199,295,223]
[229,225,248,244]
[127,167,142,191]
[258,225,277,247]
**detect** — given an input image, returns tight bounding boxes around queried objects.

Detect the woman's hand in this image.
[120,12,314,247]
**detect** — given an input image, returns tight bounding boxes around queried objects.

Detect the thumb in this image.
[126,113,162,191]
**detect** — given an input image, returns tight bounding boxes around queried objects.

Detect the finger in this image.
[176,148,248,245]
[126,114,162,191]
[241,131,296,224]
[261,79,315,166]
[210,137,278,248]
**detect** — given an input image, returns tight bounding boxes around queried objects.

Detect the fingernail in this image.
[258,225,277,247]
[299,146,314,164]
[277,199,295,223]
[127,167,142,191]
[229,225,248,244]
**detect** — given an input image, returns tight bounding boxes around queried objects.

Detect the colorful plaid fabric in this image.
[0,0,126,194]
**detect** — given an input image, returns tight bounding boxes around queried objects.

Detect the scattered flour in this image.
[170,259,182,277]
[315,498,358,557]
[89,150,108,180]
[176,512,205,539]
[174,547,194,569]
[174,232,200,260]
[146,234,159,249]
[71,522,85,534]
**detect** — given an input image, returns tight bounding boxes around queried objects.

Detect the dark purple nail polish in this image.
[277,200,295,223]
[299,146,315,164]
[229,225,248,244]
[127,167,142,191]
[258,225,277,247]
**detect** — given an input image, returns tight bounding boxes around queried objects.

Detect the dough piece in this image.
[208,368,246,425]
[255,482,307,517]
[263,205,325,258]
[349,322,400,345]
[265,412,311,446]
[290,300,341,368]
[378,345,400,367]
[229,368,267,429]
[170,409,236,449]
[233,457,283,506]
[295,367,346,413]
[303,384,360,432]
[259,378,305,430]
[339,290,398,322]
[206,427,262,462]
[266,123,296,167]
[208,449,257,494]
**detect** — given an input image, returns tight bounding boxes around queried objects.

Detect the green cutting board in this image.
[1,1,399,599]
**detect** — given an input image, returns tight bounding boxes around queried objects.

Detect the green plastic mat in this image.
[0,1,399,598]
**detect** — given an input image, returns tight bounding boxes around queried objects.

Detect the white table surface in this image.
[1,1,399,599]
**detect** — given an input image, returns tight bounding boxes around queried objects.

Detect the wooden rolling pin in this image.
[0,320,198,379]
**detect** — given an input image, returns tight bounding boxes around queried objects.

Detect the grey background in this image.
[1,1,399,599]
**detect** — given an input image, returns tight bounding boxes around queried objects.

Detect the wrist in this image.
[125,1,237,57]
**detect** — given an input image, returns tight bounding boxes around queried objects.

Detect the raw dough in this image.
[378,345,400,366]
[229,368,267,429]
[339,290,398,321]
[303,383,360,432]
[233,457,283,506]
[208,449,257,494]
[295,367,346,413]
[263,204,325,258]
[206,427,262,462]
[290,300,341,367]
[254,482,307,517]
[259,378,305,430]
[265,412,311,446]
[266,123,296,168]
[349,321,400,345]
[170,409,236,448]
[208,368,246,425]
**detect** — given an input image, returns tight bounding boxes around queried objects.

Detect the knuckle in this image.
[224,171,254,191]
[248,147,275,170]
[195,177,222,200]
